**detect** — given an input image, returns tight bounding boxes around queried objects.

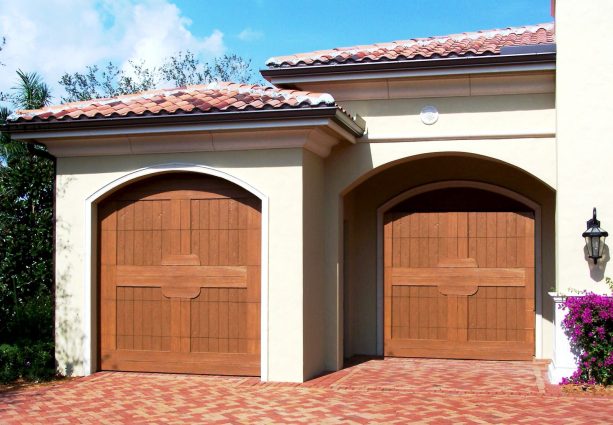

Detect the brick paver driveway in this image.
[1,358,612,424]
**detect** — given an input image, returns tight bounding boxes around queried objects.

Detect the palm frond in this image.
[11,70,52,110]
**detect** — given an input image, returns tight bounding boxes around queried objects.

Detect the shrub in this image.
[561,292,613,386]
[0,341,55,383]
[0,290,55,383]
[0,341,55,384]
[0,344,21,383]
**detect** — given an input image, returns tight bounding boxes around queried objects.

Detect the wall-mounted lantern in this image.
[582,208,608,264]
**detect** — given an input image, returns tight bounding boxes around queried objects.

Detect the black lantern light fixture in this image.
[582,208,608,264]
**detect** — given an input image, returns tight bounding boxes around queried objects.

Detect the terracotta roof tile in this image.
[266,23,554,67]
[8,82,340,123]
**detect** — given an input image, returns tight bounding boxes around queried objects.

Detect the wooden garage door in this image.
[383,210,535,360]
[98,174,261,375]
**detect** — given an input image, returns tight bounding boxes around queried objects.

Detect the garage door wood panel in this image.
[99,174,261,376]
[384,211,534,360]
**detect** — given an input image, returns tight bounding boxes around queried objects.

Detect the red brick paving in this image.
[1,358,611,424]
[321,358,553,395]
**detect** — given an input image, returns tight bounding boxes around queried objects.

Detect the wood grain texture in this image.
[99,173,261,376]
[384,210,535,361]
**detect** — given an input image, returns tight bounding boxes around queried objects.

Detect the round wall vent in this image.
[420,106,439,125]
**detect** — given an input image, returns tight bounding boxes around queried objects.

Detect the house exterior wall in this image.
[54,148,310,382]
[52,76,562,381]
[50,11,613,380]
[548,0,613,383]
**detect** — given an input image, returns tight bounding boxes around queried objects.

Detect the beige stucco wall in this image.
[555,0,613,294]
[302,150,327,379]
[350,93,554,142]
[55,148,312,382]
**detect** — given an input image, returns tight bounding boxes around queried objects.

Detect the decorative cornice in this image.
[19,124,353,159]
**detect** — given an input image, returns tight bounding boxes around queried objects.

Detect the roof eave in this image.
[4,105,365,138]
[261,49,556,86]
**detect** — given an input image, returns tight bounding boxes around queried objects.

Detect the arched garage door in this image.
[98,173,261,375]
[383,188,535,361]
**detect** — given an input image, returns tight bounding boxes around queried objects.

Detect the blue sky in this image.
[0,0,553,101]
[174,0,553,68]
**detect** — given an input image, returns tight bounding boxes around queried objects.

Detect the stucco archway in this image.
[341,154,555,362]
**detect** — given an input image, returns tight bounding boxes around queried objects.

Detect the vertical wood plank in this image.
[161,294,171,351]
[208,288,219,352]
[180,199,191,255]
[170,199,181,255]
[219,288,229,352]
[468,293,477,341]
[476,288,487,341]
[507,296,518,341]
[161,200,172,261]
[170,298,181,352]
[384,217,393,268]
[438,213,449,260]
[180,299,191,353]
[457,212,468,259]
[525,215,535,267]
[124,203,135,266]
[392,216,401,267]
[457,296,468,342]
[228,289,239,352]
[409,286,419,339]
[133,289,143,350]
[142,202,153,266]
[199,289,210,352]
[124,287,134,349]
[141,288,152,351]
[447,295,458,342]
[428,287,438,340]
[409,214,419,267]
[384,277,392,343]
[418,287,428,339]
[496,287,507,341]
[391,286,401,339]
[485,287,497,341]
[209,200,220,265]
[438,292,447,340]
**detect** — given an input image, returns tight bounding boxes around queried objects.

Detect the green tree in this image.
[60,51,259,103]
[0,70,55,383]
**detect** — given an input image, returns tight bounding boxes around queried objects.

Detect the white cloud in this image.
[238,27,263,42]
[0,0,226,104]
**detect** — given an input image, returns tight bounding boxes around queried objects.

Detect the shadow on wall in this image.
[55,274,84,377]
[54,176,84,376]
[585,244,609,282]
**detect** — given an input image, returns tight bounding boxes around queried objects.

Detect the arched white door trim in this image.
[82,163,270,380]
[374,180,543,358]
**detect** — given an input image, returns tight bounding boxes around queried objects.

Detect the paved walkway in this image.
[1,358,612,424]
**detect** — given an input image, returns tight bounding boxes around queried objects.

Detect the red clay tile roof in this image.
[266,23,554,68]
[8,82,338,123]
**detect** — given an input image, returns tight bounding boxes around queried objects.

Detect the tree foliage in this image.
[0,70,55,382]
[10,70,52,110]
[59,51,259,103]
